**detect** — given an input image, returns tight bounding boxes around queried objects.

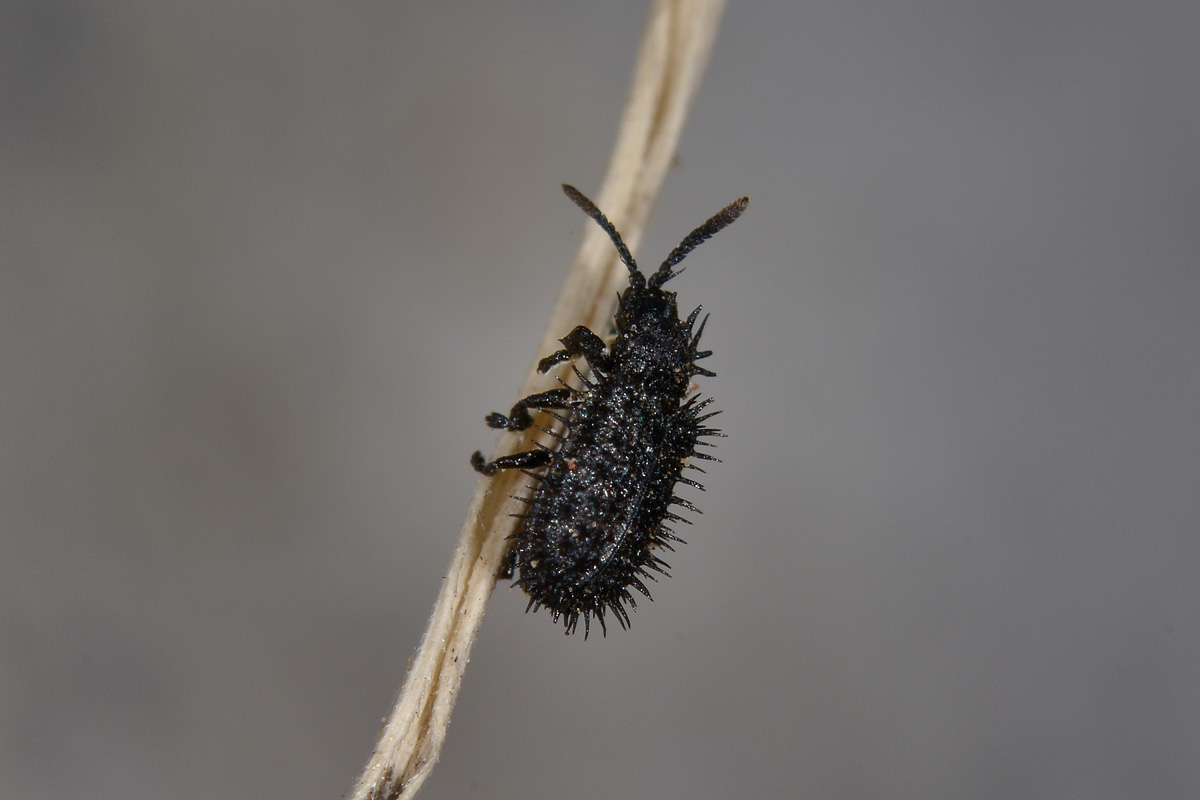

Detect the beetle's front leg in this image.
[537,326,609,374]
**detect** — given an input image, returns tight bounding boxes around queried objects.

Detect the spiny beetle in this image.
[472,184,748,636]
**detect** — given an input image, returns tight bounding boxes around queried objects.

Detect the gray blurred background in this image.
[3,2,1198,799]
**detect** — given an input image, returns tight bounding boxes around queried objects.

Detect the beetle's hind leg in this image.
[470,448,553,476]
[498,543,517,580]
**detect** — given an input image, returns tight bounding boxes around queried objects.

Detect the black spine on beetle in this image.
[472,184,748,637]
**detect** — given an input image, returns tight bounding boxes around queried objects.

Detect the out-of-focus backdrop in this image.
[4,3,1198,798]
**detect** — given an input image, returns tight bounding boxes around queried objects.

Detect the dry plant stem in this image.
[349,1,729,798]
